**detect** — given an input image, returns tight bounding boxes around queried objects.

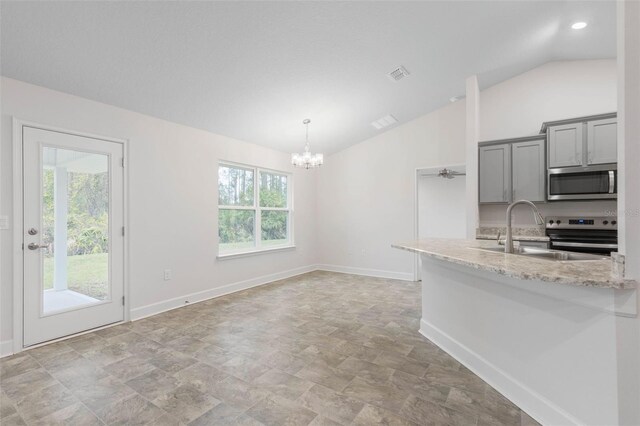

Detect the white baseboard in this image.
[420,319,581,426]
[1,340,14,358]
[316,264,414,282]
[131,264,318,321]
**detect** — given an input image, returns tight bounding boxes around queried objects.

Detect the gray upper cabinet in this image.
[543,113,617,168]
[587,117,617,165]
[479,144,511,203]
[512,139,545,202]
[548,122,583,168]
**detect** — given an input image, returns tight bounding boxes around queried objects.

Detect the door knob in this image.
[28,228,38,235]
[27,243,45,250]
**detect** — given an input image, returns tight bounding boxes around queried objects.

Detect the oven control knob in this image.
[612,220,617,225]
[556,220,562,225]
[603,220,609,225]
[549,220,555,225]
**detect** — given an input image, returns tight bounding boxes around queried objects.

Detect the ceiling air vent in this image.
[388,66,410,82]
[371,114,398,130]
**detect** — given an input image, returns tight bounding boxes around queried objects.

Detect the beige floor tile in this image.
[94,393,166,425]
[246,394,318,426]
[103,354,157,381]
[400,394,478,426]
[298,384,365,425]
[0,391,18,419]
[31,401,101,426]
[153,384,221,423]
[0,353,40,381]
[336,357,395,383]
[0,271,534,425]
[253,368,314,401]
[295,360,355,393]
[342,376,410,414]
[352,404,419,426]
[73,375,136,412]
[221,354,273,382]
[2,369,58,401]
[126,368,181,401]
[15,383,78,422]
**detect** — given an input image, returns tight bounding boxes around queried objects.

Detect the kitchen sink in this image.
[469,246,609,261]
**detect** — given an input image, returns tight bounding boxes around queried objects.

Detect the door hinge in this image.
[121,158,125,167]
[122,296,125,306]
[122,226,125,236]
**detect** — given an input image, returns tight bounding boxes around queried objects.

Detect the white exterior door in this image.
[23,126,125,347]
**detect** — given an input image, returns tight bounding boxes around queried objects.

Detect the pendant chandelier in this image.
[291,119,323,169]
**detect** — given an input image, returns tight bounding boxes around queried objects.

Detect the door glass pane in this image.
[218,209,255,253]
[261,210,288,246]
[42,147,110,315]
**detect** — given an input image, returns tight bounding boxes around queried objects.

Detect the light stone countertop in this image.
[392,239,636,290]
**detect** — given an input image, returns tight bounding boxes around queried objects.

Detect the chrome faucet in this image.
[505,200,545,253]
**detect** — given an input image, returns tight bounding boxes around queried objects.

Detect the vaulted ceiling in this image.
[1,1,616,154]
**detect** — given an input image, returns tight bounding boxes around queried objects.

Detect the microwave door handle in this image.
[609,171,615,194]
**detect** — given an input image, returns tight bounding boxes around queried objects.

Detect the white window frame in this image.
[217,161,294,259]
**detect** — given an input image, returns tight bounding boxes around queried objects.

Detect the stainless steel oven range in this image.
[545,216,618,255]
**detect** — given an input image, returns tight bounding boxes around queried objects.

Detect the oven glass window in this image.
[549,171,614,195]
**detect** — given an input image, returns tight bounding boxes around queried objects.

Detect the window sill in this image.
[217,245,296,260]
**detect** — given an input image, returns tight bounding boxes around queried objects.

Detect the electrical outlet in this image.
[163,269,172,281]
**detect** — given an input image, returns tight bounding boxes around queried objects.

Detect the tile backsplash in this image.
[479,200,617,226]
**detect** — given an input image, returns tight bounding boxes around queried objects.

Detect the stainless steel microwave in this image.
[548,164,617,201]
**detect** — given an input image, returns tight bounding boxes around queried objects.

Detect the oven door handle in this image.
[609,170,615,194]
[552,241,618,249]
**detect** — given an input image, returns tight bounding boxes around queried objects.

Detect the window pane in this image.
[219,209,255,252]
[261,210,288,246]
[218,165,254,206]
[259,171,288,208]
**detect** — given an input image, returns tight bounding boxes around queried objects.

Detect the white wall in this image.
[0,77,318,351]
[417,170,467,239]
[480,59,617,141]
[316,100,466,279]
[478,59,618,225]
[615,2,640,424]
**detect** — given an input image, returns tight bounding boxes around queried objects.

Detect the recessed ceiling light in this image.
[449,95,465,103]
[571,22,587,30]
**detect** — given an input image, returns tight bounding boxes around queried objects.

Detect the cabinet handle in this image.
[503,189,507,201]
[512,189,516,201]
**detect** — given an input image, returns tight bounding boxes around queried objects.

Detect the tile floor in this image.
[0,271,540,425]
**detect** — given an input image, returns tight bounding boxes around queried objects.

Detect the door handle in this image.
[27,243,46,250]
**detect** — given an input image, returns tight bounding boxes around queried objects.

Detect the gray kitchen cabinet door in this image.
[479,144,511,203]
[512,139,545,202]
[587,117,617,165]
[548,122,583,168]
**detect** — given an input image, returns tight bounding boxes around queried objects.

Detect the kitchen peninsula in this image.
[393,238,636,426]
